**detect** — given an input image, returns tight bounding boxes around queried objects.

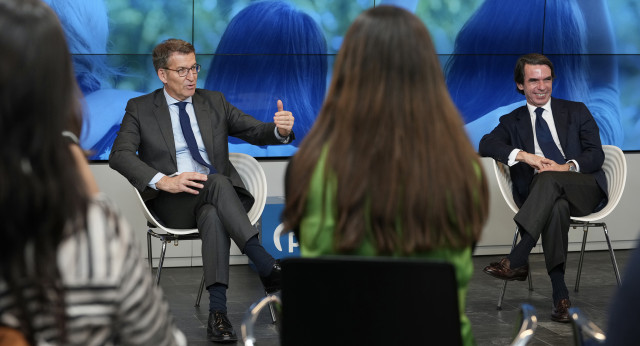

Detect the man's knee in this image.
[532,171,562,187]
[529,172,569,199]
[551,198,570,214]
[200,173,237,197]
[207,173,232,186]
[198,204,217,219]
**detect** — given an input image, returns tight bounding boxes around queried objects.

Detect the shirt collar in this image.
[163,87,193,107]
[526,99,551,117]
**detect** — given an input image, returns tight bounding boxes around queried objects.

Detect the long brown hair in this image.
[282,5,488,254]
[0,0,88,342]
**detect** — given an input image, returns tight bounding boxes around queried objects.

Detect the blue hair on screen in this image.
[205,1,328,146]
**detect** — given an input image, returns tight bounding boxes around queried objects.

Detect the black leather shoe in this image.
[260,260,281,293]
[207,311,238,343]
[483,258,529,281]
[551,298,571,323]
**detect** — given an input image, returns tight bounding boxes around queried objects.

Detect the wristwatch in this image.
[568,162,577,172]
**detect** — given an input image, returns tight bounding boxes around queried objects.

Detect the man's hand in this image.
[516,151,556,171]
[274,99,294,137]
[156,172,208,195]
[539,162,573,173]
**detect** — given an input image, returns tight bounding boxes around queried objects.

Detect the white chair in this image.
[133,189,198,287]
[133,152,268,308]
[493,145,625,309]
[509,304,537,346]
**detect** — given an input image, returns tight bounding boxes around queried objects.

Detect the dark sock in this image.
[243,235,275,277]
[549,264,569,306]
[208,283,227,314]
[507,230,537,268]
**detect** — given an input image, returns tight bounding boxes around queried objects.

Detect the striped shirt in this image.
[0,195,186,346]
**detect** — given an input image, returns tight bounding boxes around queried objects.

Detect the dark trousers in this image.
[149,174,257,287]
[514,171,606,272]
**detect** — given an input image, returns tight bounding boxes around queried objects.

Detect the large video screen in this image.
[48,0,640,160]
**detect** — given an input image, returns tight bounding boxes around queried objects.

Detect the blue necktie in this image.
[534,107,564,164]
[175,102,217,174]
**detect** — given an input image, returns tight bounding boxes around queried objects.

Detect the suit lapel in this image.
[153,91,177,167]
[192,92,215,163]
[516,106,535,154]
[550,98,569,150]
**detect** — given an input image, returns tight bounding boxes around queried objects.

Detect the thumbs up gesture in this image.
[274,99,294,137]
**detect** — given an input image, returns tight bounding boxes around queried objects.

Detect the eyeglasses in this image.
[163,64,201,77]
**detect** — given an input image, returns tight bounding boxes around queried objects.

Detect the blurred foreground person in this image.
[0,0,185,344]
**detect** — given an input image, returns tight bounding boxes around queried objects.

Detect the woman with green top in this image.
[281,5,489,345]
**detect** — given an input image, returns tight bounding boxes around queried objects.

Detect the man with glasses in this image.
[109,38,294,343]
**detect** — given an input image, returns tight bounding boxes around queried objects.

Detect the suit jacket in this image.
[109,88,291,205]
[478,97,607,208]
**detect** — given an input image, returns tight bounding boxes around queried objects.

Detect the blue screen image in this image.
[46,0,640,160]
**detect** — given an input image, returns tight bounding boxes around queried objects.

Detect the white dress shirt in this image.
[508,100,579,171]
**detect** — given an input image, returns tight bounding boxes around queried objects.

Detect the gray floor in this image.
[158,249,630,345]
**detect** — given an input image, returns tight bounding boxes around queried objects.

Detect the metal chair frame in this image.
[510,303,538,346]
[569,307,606,345]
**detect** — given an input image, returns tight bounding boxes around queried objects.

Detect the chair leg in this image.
[192,271,276,322]
[266,291,277,323]
[602,224,622,286]
[147,231,153,272]
[195,273,205,307]
[497,267,533,311]
[575,226,589,292]
[498,226,534,310]
[525,225,534,292]
[156,236,168,286]
[498,280,508,311]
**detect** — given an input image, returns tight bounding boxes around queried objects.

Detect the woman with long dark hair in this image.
[0,0,184,344]
[282,5,489,345]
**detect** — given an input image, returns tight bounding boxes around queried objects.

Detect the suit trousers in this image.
[513,171,606,272]
[149,174,257,287]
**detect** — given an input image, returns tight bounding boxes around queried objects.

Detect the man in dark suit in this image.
[479,53,607,323]
[109,39,294,343]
